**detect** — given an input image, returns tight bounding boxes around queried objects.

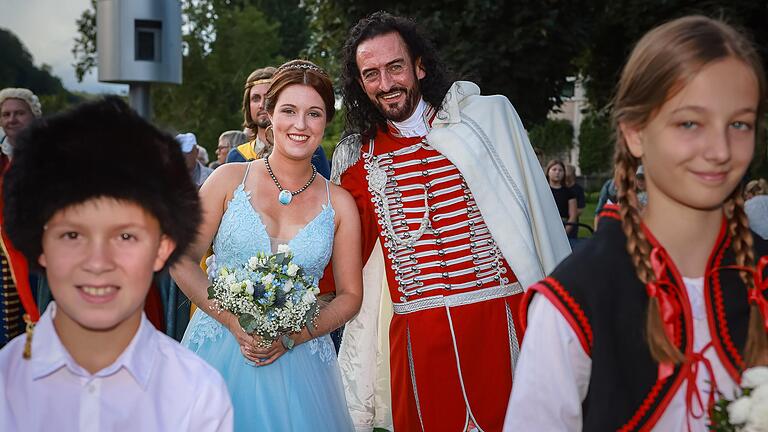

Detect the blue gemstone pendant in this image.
[278,190,293,206]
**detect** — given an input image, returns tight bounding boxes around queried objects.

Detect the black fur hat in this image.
[2,96,201,268]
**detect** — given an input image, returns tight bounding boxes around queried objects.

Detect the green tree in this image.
[528,119,574,159]
[0,28,79,113]
[578,111,613,175]
[579,0,768,111]
[302,0,591,127]
[71,0,295,156]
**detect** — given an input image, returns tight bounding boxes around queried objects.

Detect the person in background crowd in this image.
[0,97,233,431]
[505,16,768,430]
[228,67,331,179]
[565,164,585,236]
[196,144,210,166]
[176,133,213,189]
[547,160,578,238]
[211,130,247,170]
[594,177,617,228]
[0,87,42,348]
[744,178,768,239]
[330,11,570,431]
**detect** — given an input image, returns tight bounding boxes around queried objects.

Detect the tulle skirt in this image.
[182,309,354,431]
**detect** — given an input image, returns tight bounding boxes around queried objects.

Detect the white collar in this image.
[29,302,158,389]
[389,98,429,138]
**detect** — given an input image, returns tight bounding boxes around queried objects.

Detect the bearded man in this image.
[327,12,571,432]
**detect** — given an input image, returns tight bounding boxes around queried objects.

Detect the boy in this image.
[0,97,233,431]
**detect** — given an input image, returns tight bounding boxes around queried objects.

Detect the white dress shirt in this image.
[0,302,233,432]
[504,277,737,431]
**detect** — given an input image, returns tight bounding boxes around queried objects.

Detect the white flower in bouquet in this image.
[728,397,753,424]
[283,280,294,293]
[302,290,316,305]
[247,256,260,270]
[244,279,255,295]
[286,262,300,277]
[277,244,291,254]
[743,367,768,389]
[261,273,275,286]
[229,282,243,293]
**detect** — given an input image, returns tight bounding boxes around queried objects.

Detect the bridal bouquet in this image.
[207,244,320,347]
[710,366,768,431]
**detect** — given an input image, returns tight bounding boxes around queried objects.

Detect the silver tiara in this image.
[277,63,328,77]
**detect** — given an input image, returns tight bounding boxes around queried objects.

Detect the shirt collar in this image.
[29,302,158,390]
[386,98,435,138]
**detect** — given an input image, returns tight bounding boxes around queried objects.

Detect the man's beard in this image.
[375,85,421,122]
[256,116,270,129]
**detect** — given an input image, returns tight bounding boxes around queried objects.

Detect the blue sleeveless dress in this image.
[182,163,354,431]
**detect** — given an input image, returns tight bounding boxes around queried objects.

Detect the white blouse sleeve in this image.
[503,294,592,431]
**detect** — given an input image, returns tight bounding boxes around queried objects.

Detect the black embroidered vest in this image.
[523,207,768,431]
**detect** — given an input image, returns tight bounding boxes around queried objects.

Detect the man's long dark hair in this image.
[341,11,454,136]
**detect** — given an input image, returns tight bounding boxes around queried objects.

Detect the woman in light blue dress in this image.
[171,60,363,431]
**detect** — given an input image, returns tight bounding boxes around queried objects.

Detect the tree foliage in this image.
[528,118,574,159]
[579,0,768,111]
[71,0,315,156]
[302,0,591,127]
[578,111,613,175]
[0,28,79,114]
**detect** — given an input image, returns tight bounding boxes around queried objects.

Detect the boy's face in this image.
[39,198,175,332]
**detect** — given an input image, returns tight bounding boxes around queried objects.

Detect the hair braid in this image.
[614,143,686,364]
[726,189,768,366]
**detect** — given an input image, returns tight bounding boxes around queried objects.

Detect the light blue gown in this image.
[182,163,353,431]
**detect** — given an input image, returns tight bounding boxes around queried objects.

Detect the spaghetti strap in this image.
[324,178,331,205]
[241,161,253,185]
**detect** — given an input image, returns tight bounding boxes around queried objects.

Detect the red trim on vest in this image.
[522,277,593,356]
[597,204,621,222]
[708,234,746,377]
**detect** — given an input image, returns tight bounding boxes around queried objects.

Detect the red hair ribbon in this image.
[647,247,683,380]
[712,255,768,332]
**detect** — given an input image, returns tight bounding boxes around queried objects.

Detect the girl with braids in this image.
[504,16,768,431]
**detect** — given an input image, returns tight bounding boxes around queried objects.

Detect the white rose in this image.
[746,394,768,431]
[248,256,260,270]
[244,279,255,295]
[261,273,275,286]
[225,273,236,285]
[302,290,316,305]
[282,280,294,293]
[286,263,300,277]
[729,396,753,424]
[277,244,291,254]
[229,282,243,293]
[743,367,768,389]
[750,383,768,406]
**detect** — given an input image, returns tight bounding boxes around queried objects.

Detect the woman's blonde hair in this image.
[612,16,767,367]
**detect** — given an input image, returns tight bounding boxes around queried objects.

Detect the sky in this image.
[0,0,128,94]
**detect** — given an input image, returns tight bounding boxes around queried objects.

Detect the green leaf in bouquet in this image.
[207,285,216,299]
[239,313,258,333]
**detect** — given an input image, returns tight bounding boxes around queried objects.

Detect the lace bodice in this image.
[212,178,334,282]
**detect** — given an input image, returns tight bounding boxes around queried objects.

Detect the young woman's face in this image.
[39,198,174,332]
[269,84,327,161]
[548,164,564,184]
[623,57,759,212]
